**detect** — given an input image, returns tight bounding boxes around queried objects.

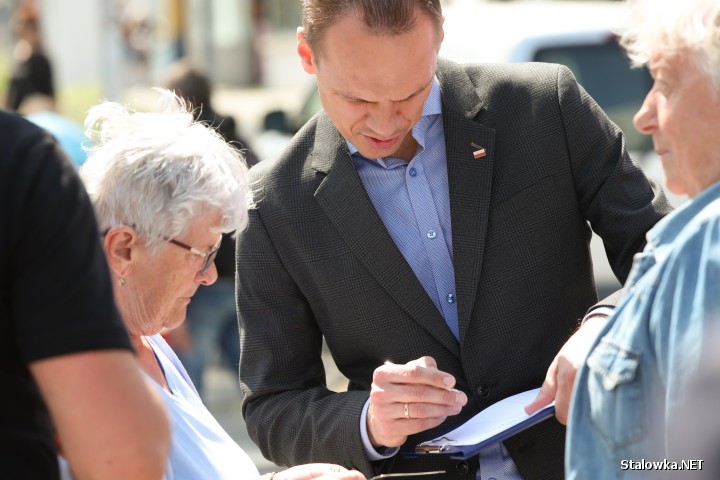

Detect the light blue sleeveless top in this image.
[145,334,259,480]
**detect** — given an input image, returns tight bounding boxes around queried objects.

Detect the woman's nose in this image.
[197,262,218,286]
[633,93,657,135]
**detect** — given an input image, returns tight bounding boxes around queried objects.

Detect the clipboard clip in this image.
[414,437,455,454]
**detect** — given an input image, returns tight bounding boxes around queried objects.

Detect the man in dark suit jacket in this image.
[236,1,672,479]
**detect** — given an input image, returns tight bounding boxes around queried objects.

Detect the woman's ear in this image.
[104,225,138,278]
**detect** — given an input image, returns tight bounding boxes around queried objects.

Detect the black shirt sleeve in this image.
[2,113,132,363]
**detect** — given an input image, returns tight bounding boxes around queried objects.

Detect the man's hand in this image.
[525,315,607,424]
[367,356,468,448]
[276,463,366,480]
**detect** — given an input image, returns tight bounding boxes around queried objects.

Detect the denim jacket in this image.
[566,181,720,479]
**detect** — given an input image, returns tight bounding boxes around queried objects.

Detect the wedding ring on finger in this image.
[403,403,410,419]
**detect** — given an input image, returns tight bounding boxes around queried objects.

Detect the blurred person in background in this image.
[235,0,672,478]
[78,88,365,480]
[163,59,257,397]
[117,0,153,87]
[5,0,87,167]
[566,0,720,478]
[0,109,170,479]
[163,59,258,166]
[5,0,53,112]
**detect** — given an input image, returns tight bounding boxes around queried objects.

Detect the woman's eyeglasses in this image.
[166,237,222,275]
[101,227,222,276]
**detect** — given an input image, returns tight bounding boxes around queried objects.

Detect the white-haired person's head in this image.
[80,88,251,253]
[620,0,720,88]
[620,0,720,199]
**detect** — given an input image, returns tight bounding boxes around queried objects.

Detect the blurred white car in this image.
[442,0,650,151]
[258,0,684,296]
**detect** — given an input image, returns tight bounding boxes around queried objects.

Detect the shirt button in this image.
[447,293,455,304]
[408,167,417,177]
[426,229,436,239]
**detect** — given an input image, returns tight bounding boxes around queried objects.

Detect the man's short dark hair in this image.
[302,0,443,59]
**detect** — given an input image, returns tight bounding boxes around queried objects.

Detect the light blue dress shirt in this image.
[567,180,720,479]
[351,79,521,480]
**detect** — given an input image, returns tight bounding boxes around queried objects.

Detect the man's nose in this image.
[366,103,404,138]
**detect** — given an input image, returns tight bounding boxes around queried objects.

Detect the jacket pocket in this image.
[585,337,647,447]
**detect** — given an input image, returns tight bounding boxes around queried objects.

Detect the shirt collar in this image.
[646,179,720,250]
[347,77,441,159]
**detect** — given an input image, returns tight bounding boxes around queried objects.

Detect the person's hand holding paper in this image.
[367,356,468,448]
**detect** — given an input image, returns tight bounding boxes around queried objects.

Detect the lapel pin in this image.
[470,142,486,159]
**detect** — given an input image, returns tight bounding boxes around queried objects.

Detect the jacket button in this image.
[455,460,469,476]
[475,384,490,398]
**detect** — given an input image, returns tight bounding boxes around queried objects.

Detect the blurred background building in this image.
[0,0,313,121]
[0,0,624,120]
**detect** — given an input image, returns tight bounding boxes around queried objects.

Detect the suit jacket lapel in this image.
[437,59,496,341]
[311,115,460,356]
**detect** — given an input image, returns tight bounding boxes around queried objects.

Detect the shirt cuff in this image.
[580,306,614,325]
[360,398,400,461]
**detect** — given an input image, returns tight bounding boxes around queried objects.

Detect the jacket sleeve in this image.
[236,205,374,475]
[556,65,672,303]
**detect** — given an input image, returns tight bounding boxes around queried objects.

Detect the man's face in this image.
[634,52,720,198]
[298,11,442,161]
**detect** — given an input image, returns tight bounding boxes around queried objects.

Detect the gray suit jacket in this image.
[237,59,671,479]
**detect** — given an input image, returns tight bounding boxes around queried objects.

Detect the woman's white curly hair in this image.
[80,88,253,252]
[620,0,720,88]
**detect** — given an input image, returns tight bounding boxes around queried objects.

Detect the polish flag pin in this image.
[471,142,486,159]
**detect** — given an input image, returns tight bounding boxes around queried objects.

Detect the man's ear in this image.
[297,27,317,74]
[436,18,445,52]
[104,225,138,278]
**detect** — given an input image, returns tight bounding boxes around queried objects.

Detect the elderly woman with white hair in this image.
[566,0,720,477]
[75,90,365,480]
